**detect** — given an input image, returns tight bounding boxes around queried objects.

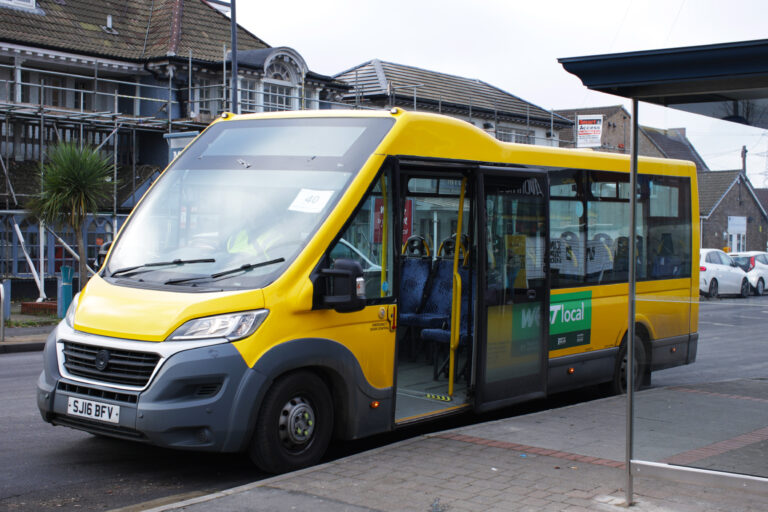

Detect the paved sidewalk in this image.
[0,325,52,353]
[146,383,768,512]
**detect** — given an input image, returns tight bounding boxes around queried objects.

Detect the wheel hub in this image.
[279,397,315,446]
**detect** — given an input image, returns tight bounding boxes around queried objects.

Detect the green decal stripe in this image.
[551,290,592,303]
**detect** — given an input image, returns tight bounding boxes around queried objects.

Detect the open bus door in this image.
[475,168,550,412]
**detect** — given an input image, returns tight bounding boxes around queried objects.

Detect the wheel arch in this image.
[237,338,393,450]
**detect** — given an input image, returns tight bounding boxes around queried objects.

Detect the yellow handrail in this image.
[380,174,389,297]
[449,177,467,397]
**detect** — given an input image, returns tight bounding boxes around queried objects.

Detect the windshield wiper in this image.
[110,258,216,278]
[164,257,285,285]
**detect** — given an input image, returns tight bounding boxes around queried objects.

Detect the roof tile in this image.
[335,59,571,126]
[0,0,268,62]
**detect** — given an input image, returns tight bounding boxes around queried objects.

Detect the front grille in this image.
[52,414,146,440]
[57,381,138,404]
[61,341,160,387]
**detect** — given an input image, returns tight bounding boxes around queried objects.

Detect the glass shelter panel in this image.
[632,170,768,485]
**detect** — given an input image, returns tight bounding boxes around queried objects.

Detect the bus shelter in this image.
[559,39,768,502]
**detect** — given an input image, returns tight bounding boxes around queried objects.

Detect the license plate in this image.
[67,397,120,424]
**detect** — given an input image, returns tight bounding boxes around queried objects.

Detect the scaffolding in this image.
[0,54,359,295]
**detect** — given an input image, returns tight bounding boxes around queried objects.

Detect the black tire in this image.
[607,333,646,395]
[740,278,750,298]
[249,371,333,473]
[708,279,718,299]
[756,279,765,297]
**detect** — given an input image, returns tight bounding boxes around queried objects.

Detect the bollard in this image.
[0,279,6,343]
[2,280,8,322]
[58,266,73,319]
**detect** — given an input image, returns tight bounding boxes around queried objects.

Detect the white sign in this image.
[728,216,746,233]
[577,115,603,148]
[289,189,334,213]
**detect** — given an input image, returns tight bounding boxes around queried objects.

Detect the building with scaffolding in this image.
[0,0,347,298]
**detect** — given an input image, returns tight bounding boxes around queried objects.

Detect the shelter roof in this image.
[559,39,768,130]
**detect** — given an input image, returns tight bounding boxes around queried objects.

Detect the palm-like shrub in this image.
[30,142,113,290]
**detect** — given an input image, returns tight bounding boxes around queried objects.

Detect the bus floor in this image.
[394,355,470,423]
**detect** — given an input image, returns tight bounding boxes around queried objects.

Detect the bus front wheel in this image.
[608,334,646,395]
[249,371,334,473]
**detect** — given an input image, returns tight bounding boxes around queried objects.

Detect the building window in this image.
[195,78,222,118]
[240,78,259,113]
[264,83,292,112]
[497,127,535,145]
[266,62,293,82]
[263,59,298,112]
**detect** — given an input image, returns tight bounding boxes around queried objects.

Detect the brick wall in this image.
[701,179,768,251]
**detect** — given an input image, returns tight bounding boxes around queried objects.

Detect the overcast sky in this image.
[235,0,768,184]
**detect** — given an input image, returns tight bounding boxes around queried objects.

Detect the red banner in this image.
[373,199,413,244]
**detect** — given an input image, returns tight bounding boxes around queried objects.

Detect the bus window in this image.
[328,169,394,300]
[642,175,692,279]
[587,171,630,284]
[550,170,586,288]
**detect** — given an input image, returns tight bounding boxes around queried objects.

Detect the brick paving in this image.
[148,384,768,512]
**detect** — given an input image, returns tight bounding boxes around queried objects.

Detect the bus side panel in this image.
[637,279,692,340]
[547,284,627,390]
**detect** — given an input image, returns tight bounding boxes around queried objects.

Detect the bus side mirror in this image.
[320,258,366,313]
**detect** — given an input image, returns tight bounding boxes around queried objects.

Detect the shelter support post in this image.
[625,97,639,506]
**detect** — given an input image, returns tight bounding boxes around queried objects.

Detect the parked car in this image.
[699,248,750,298]
[729,251,768,296]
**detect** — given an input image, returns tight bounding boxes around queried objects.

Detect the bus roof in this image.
[220,109,697,177]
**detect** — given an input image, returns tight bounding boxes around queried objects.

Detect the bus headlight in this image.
[167,310,269,342]
[65,293,80,329]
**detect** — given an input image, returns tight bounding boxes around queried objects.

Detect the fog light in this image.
[196,428,211,443]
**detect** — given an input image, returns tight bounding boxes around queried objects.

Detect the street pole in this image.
[208,0,238,114]
[230,0,238,114]
[625,97,639,506]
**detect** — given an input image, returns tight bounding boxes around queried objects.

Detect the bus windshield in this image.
[105,117,394,290]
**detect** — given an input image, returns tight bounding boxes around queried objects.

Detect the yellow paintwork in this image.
[73,109,699,394]
[75,275,264,341]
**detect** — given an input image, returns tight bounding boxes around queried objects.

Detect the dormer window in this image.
[265,62,293,82]
[263,57,299,112]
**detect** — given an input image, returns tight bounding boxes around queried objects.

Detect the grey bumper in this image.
[37,326,265,453]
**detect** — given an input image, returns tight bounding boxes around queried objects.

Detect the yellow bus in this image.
[37,109,698,473]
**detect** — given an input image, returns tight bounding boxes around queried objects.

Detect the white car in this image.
[699,248,749,298]
[729,251,768,296]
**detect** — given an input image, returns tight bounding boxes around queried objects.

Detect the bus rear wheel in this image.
[249,371,333,473]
